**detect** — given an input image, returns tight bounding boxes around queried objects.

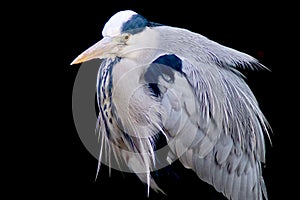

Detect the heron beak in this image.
[70,37,117,65]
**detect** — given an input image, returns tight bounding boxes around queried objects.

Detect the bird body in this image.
[71,10,270,200]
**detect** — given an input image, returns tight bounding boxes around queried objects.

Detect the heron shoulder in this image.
[153,26,265,70]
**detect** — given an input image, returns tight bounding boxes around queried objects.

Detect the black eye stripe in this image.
[121,14,148,34]
[121,14,162,35]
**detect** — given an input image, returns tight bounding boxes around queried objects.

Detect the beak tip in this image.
[70,56,82,65]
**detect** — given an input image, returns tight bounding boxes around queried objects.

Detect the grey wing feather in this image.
[157,26,269,71]
[160,53,270,199]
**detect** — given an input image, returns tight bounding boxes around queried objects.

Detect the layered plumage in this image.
[71,10,271,200]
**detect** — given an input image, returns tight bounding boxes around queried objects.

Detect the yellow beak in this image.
[70,37,116,65]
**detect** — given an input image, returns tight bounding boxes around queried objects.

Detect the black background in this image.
[14,1,296,199]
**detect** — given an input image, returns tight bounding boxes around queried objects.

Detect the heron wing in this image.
[149,50,270,199]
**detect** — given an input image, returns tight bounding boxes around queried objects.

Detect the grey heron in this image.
[71,10,271,200]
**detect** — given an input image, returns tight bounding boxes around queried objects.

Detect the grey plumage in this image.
[71,10,271,200]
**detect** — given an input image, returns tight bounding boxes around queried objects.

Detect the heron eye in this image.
[123,34,130,41]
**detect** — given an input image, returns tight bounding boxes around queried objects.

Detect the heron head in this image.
[71,10,160,65]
